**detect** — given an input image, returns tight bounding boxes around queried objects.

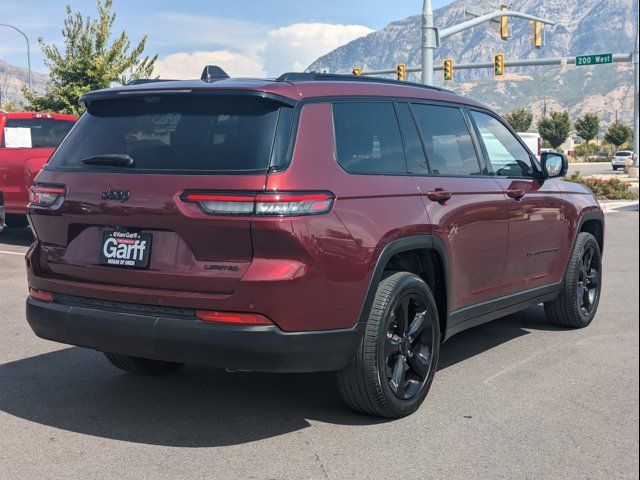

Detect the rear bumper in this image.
[26,297,363,373]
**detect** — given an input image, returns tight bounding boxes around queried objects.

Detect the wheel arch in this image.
[358,235,450,341]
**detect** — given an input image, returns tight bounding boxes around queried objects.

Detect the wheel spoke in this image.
[389,355,407,396]
[385,334,402,358]
[397,297,411,334]
[587,270,599,288]
[408,346,430,379]
[577,282,586,299]
[407,311,427,338]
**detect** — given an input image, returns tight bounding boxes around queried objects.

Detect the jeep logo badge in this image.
[101,186,130,203]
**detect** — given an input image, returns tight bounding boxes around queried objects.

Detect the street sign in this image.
[575,53,613,66]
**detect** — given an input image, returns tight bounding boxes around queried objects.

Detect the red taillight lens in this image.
[182,191,334,216]
[196,310,272,325]
[29,185,66,207]
[29,288,54,302]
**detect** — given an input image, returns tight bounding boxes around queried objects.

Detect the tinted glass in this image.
[2,118,74,148]
[615,152,631,157]
[333,102,406,174]
[396,103,428,174]
[471,111,534,177]
[412,104,481,176]
[49,95,285,173]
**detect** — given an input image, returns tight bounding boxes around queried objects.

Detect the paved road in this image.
[0,214,638,480]
[567,161,619,177]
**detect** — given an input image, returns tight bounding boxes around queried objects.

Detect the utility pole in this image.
[0,24,32,91]
[421,0,435,85]
[633,7,639,170]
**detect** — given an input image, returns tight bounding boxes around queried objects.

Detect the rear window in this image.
[2,118,74,148]
[48,94,290,173]
[333,102,406,174]
[615,152,631,157]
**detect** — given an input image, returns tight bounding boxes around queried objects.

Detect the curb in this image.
[598,200,639,213]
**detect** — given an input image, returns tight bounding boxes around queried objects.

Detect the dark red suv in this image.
[25,69,604,417]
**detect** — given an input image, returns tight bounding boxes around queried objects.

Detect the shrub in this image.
[564,172,639,200]
[574,143,598,161]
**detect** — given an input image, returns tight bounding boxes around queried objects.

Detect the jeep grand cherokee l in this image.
[25,68,604,418]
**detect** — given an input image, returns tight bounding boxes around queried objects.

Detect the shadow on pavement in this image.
[0,306,559,447]
[0,227,34,247]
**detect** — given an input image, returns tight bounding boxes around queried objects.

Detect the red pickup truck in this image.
[0,111,76,227]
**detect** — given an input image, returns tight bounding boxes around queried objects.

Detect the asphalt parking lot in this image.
[0,212,638,480]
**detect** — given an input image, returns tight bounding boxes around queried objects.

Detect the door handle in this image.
[426,189,452,204]
[506,188,525,200]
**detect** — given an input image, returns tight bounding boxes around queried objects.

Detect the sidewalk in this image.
[598,199,639,213]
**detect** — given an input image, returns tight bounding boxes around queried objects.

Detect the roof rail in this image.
[275,72,447,92]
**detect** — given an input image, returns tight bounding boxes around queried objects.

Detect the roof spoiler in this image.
[201,65,230,81]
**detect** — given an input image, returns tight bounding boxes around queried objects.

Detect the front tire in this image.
[544,232,602,328]
[338,272,440,418]
[103,352,184,375]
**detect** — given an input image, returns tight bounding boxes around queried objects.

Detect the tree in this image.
[604,122,632,149]
[537,111,571,150]
[504,107,533,132]
[23,0,157,115]
[574,113,600,144]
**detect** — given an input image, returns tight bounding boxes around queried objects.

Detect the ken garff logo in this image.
[101,186,130,203]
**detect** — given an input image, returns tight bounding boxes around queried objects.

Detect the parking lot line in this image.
[0,250,25,256]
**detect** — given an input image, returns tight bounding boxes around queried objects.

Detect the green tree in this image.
[23,0,156,115]
[504,107,533,132]
[0,99,23,112]
[604,122,632,149]
[574,113,600,144]
[537,111,571,150]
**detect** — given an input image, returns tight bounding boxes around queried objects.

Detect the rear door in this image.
[468,109,570,295]
[399,102,509,312]
[29,92,293,295]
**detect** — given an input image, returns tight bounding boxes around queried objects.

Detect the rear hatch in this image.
[29,90,294,295]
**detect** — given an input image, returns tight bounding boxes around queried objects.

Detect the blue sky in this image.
[0,0,453,78]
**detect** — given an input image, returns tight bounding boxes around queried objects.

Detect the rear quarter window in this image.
[332,102,406,175]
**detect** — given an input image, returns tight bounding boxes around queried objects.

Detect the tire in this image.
[544,232,602,328]
[612,166,618,171]
[338,272,440,418]
[103,352,184,375]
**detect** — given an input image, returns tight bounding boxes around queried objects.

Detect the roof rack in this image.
[275,72,447,92]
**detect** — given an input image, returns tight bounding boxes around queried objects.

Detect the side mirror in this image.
[541,151,568,179]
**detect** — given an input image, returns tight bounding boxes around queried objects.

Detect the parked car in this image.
[0,187,5,233]
[0,111,77,227]
[516,132,541,159]
[588,151,610,162]
[25,68,604,418]
[611,150,636,170]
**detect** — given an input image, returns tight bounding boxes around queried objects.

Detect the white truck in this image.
[517,132,542,160]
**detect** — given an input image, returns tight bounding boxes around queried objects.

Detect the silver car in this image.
[611,151,635,170]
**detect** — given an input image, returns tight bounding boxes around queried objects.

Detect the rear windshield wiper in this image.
[81,154,135,168]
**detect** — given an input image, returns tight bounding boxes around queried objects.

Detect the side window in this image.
[396,103,428,174]
[412,104,482,176]
[333,102,406,174]
[470,111,534,177]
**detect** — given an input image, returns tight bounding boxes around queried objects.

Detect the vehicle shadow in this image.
[0,227,34,247]
[0,306,559,447]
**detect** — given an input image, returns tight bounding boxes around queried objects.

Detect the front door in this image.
[468,109,570,297]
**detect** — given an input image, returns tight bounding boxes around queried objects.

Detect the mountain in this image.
[0,59,48,104]
[307,0,638,127]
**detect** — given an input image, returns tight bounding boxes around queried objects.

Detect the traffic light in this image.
[529,21,543,48]
[443,59,453,81]
[499,5,509,40]
[493,54,505,76]
[396,64,406,81]
[352,67,362,76]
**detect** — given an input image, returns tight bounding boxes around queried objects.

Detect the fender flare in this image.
[356,235,450,327]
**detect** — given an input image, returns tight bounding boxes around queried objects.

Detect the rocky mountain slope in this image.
[0,60,48,105]
[308,0,638,127]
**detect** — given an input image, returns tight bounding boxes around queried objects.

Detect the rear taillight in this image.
[29,288,54,302]
[182,191,334,216]
[29,185,66,207]
[196,310,272,325]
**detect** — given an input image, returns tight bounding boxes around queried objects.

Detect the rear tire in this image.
[544,232,602,328]
[4,215,29,228]
[103,352,184,375]
[338,272,440,418]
